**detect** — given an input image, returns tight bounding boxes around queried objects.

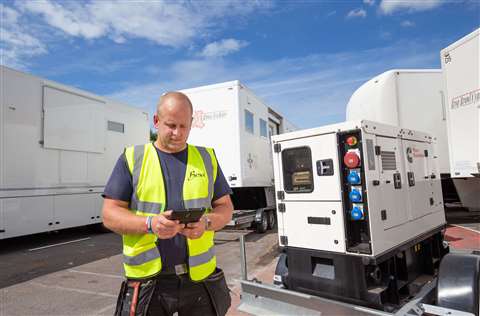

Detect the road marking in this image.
[451,224,480,234]
[92,303,116,315]
[28,237,91,251]
[68,269,123,279]
[31,282,116,298]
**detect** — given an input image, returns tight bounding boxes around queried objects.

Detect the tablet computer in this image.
[169,207,206,224]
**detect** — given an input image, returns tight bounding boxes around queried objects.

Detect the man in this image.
[102,92,233,316]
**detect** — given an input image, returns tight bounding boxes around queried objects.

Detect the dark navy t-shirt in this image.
[103,144,232,268]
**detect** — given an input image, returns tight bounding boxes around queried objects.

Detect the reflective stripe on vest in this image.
[122,143,218,280]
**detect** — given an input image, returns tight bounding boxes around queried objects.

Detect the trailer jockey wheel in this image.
[267,211,276,230]
[437,253,480,316]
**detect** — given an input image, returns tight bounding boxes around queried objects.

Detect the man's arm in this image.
[205,194,233,231]
[102,198,184,238]
[102,199,146,235]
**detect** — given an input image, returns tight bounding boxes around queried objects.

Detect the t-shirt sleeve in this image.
[212,162,233,202]
[102,154,133,202]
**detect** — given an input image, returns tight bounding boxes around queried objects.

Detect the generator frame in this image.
[237,235,476,316]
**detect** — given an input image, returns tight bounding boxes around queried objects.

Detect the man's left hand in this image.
[180,218,206,239]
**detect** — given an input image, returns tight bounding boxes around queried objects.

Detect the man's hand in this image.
[180,216,206,240]
[152,211,185,239]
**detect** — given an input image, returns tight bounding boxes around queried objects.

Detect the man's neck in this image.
[154,139,187,154]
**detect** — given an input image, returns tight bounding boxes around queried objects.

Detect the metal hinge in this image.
[375,146,381,155]
[280,236,288,246]
[277,191,285,200]
[278,203,286,213]
[274,143,281,153]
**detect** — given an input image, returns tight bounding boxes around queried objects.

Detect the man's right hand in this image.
[152,210,185,239]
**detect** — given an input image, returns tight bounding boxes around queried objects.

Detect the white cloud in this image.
[363,0,376,6]
[380,31,392,40]
[15,0,268,47]
[326,10,336,17]
[380,0,444,14]
[200,39,249,58]
[401,20,416,27]
[347,8,367,19]
[108,40,440,129]
[0,4,47,69]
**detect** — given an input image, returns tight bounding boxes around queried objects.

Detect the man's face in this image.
[154,98,193,153]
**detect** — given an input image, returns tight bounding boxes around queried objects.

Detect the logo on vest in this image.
[188,170,206,181]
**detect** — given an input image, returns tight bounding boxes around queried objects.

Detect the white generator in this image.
[271,120,448,309]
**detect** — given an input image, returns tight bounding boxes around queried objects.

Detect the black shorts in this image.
[115,269,231,316]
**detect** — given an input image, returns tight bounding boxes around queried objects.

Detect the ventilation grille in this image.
[381,151,397,170]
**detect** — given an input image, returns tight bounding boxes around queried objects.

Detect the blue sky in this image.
[1,0,479,128]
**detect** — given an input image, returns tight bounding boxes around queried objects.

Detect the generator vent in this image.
[381,151,397,170]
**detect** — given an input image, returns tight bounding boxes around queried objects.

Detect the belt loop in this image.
[175,263,188,275]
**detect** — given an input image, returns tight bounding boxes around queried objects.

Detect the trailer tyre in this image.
[267,211,276,230]
[437,253,480,316]
[255,212,268,234]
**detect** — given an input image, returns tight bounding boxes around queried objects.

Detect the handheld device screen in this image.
[169,208,206,224]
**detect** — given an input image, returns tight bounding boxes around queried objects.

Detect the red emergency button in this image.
[344,151,360,168]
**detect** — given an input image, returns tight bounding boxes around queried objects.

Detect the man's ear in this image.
[153,113,160,128]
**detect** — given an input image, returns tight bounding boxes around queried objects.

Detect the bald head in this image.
[157,91,193,117]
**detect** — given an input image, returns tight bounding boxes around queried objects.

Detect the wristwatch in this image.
[204,215,212,231]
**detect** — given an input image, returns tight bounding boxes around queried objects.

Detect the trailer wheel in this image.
[256,211,268,234]
[437,253,480,316]
[267,211,276,230]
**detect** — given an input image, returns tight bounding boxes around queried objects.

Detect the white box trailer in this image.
[181,80,295,232]
[441,28,480,211]
[0,66,149,239]
[345,70,462,205]
[347,29,480,211]
[346,70,449,174]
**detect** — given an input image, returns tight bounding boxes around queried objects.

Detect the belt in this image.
[160,264,188,276]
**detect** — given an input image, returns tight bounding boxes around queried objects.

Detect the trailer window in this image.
[282,147,314,193]
[260,119,267,137]
[108,121,124,133]
[245,110,254,134]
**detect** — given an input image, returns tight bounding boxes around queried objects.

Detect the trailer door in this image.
[273,134,346,253]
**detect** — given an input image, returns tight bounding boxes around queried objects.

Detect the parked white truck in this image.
[440,28,480,211]
[0,66,149,239]
[181,80,295,233]
[347,28,480,211]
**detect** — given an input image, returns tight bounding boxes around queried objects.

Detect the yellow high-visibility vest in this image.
[122,143,218,281]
